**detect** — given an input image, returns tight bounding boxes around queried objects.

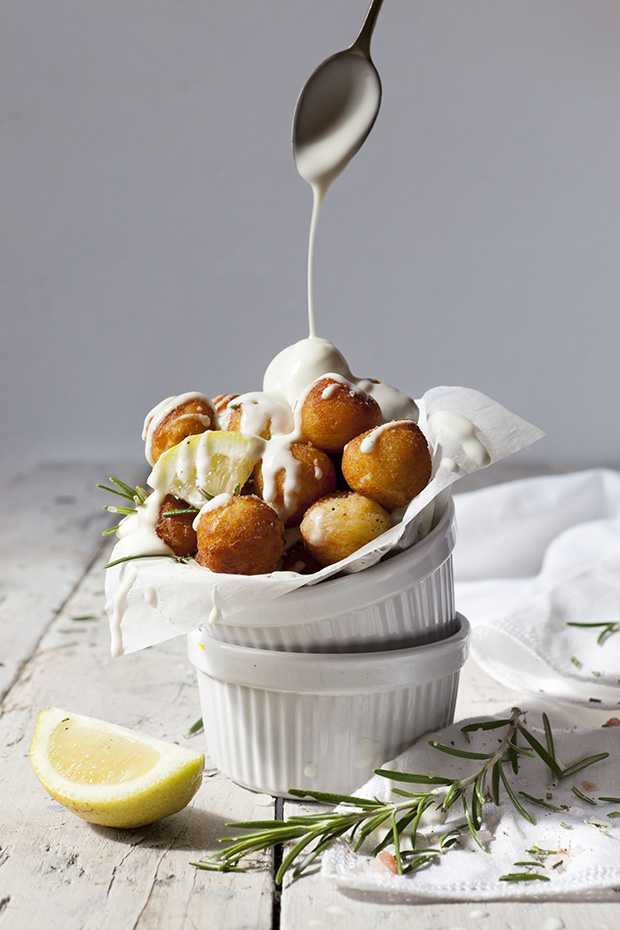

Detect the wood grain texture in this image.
[0,464,273,929]
[2,461,619,929]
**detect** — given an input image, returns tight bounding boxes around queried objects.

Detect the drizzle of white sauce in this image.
[441,457,459,473]
[258,435,303,523]
[110,566,137,658]
[208,585,222,625]
[143,585,158,608]
[359,419,413,453]
[142,392,216,466]
[192,493,232,531]
[428,410,491,468]
[356,379,419,422]
[227,391,294,438]
[294,53,381,338]
[263,337,353,405]
[116,489,174,558]
[353,737,381,768]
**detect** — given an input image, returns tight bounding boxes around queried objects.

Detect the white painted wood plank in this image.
[0,460,144,702]
[0,544,274,930]
[279,888,620,930]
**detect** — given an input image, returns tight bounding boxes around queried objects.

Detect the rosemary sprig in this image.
[98,476,149,535]
[104,553,191,569]
[192,708,610,884]
[499,844,558,882]
[566,621,620,645]
[161,507,199,517]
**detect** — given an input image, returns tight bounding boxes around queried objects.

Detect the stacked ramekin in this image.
[188,497,470,796]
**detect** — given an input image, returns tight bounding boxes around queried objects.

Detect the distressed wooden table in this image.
[1,462,618,929]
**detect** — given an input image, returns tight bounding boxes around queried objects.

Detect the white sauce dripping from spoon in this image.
[292,0,385,338]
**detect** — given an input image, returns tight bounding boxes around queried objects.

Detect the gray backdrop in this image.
[2,1,619,484]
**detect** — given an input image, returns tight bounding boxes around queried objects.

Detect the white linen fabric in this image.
[322,712,620,900]
[453,469,620,708]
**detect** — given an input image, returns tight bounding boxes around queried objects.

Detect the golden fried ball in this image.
[341,420,432,510]
[254,441,337,527]
[155,494,198,557]
[298,377,383,454]
[195,495,285,575]
[212,393,240,419]
[146,395,217,464]
[224,394,293,440]
[300,491,391,567]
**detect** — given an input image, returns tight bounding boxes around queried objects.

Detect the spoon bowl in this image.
[292,0,385,190]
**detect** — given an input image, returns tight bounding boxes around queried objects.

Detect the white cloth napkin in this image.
[453,469,620,708]
[322,711,620,900]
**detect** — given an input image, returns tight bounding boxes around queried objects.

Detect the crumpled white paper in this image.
[322,711,620,901]
[454,469,620,708]
[105,385,543,654]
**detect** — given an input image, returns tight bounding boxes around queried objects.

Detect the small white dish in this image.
[188,613,470,797]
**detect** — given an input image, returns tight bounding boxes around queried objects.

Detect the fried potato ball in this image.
[225,393,294,440]
[300,491,391,567]
[341,420,432,510]
[155,494,198,557]
[297,376,383,454]
[280,540,322,575]
[195,495,285,575]
[212,394,240,421]
[146,394,217,464]
[254,441,337,527]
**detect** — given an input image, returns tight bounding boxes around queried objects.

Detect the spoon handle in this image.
[351,0,385,58]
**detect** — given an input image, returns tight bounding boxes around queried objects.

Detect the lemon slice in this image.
[148,430,265,507]
[30,707,205,828]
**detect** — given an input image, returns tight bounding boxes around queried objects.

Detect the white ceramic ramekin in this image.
[188,613,470,797]
[200,498,457,652]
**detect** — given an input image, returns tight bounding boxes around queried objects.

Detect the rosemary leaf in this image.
[542,712,555,760]
[461,719,512,733]
[560,752,610,780]
[391,811,403,875]
[507,730,520,775]
[518,725,563,779]
[104,553,190,569]
[162,507,199,516]
[429,741,494,760]
[462,792,487,851]
[102,525,122,536]
[499,764,534,824]
[518,791,564,812]
[491,761,501,806]
[186,717,204,737]
[374,769,453,786]
[97,482,135,501]
[571,786,598,806]
[288,788,378,808]
[499,873,550,882]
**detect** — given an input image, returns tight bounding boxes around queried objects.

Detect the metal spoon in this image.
[292,0,385,191]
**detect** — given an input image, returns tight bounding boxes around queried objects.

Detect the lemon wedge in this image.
[30,707,205,828]
[148,430,264,507]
